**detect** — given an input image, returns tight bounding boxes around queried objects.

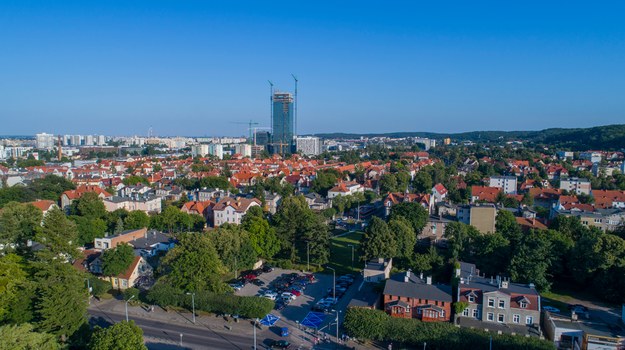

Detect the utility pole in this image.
[327,266,336,301]
[85,278,91,305]
[348,244,354,271]
[253,318,259,350]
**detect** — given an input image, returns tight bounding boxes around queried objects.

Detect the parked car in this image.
[568,304,588,312]
[269,340,291,349]
[542,306,560,313]
[264,292,278,300]
[262,264,274,273]
[281,292,296,300]
[274,301,286,310]
[289,289,302,297]
[252,279,265,286]
[229,283,243,291]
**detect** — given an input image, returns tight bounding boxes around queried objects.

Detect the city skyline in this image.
[2,1,625,136]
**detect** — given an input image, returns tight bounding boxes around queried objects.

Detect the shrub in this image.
[343,308,554,350]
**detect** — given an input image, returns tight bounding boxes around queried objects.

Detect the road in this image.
[89,308,258,350]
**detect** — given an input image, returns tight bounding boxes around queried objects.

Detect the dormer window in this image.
[520,301,527,309]
[468,295,475,303]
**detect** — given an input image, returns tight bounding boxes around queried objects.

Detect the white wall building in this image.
[208,144,224,159]
[35,133,55,150]
[489,176,518,194]
[191,144,209,157]
[296,136,321,156]
[560,177,592,195]
[233,144,252,158]
[413,137,436,150]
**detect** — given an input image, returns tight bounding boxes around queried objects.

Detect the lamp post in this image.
[335,310,341,344]
[85,278,91,305]
[125,295,135,322]
[326,266,336,301]
[347,244,354,271]
[186,292,196,324]
[253,318,259,350]
[306,241,310,272]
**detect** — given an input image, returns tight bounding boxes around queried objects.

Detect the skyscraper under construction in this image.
[271,92,294,155]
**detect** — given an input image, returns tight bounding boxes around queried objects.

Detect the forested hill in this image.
[313,124,625,150]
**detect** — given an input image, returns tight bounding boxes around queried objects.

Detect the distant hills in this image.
[313,124,625,151]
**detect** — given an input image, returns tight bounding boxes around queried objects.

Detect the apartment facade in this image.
[457,204,497,234]
[456,262,541,331]
[489,176,518,194]
[560,177,592,196]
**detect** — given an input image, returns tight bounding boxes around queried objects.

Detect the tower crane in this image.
[230,120,259,143]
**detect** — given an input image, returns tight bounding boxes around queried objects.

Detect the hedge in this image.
[343,308,554,350]
[147,283,274,319]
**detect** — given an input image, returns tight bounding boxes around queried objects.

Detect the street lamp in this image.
[347,244,354,271]
[125,294,135,322]
[84,278,91,305]
[306,241,310,272]
[326,266,336,301]
[186,292,196,324]
[253,318,259,350]
[335,310,341,344]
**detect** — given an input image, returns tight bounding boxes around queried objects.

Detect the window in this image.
[463,308,469,316]
[468,295,475,303]
[513,314,520,323]
[487,298,495,307]
[487,312,494,321]
[526,316,533,325]
[498,300,505,309]
[497,314,505,323]
[520,301,527,309]
[472,309,479,318]
[441,310,445,318]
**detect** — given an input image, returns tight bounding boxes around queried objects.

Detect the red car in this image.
[289,289,302,297]
[244,274,257,281]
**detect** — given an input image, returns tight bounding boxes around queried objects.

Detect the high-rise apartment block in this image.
[35,133,55,149]
[296,136,321,156]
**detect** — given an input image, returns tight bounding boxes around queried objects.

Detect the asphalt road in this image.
[89,308,261,350]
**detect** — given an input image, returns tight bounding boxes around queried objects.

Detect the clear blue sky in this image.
[1,1,624,136]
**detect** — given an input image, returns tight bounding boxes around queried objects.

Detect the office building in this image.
[254,130,271,146]
[296,136,321,156]
[272,92,294,155]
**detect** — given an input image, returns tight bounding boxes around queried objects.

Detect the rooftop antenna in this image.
[291,74,298,136]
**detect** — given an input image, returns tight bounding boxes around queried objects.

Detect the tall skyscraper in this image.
[271,92,294,155]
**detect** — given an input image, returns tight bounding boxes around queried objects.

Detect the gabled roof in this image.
[28,200,57,212]
[383,273,452,302]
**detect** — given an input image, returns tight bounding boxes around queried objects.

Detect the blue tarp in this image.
[300,312,327,328]
[260,314,280,326]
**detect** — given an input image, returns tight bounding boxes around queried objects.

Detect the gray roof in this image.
[348,283,381,309]
[458,261,540,296]
[383,273,452,302]
[130,231,174,249]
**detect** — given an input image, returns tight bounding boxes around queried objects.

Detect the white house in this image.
[212,197,261,226]
[489,176,518,195]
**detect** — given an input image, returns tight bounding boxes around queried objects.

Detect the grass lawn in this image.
[324,231,364,276]
[541,281,619,312]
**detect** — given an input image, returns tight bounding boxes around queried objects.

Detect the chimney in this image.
[426,276,432,285]
[501,279,509,289]
[404,269,411,283]
[490,276,494,285]
[419,272,423,280]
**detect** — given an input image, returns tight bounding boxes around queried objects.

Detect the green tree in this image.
[362,217,396,260]
[379,173,398,193]
[0,202,42,250]
[310,169,340,196]
[0,323,60,350]
[71,192,106,219]
[36,207,79,260]
[88,321,146,350]
[272,195,330,265]
[124,210,150,229]
[72,216,107,246]
[28,175,76,202]
[509,230,553,291]
[212,224,258,271]
[412,171,433,194]
[122,176,148,186]
[33,260,87,339]
[388,217,416,259]
[160,233,225,293]
[102,243,135,277]
[242,211,280,259]
[495,210,522,251]
[389,202,428,234]
[0,254,29,322]
[114,217,125,234]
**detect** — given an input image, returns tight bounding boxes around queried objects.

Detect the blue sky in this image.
[1,1,624,136]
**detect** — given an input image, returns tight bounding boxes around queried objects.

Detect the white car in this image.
[542,306,560,313]
[229,283,243,291]
[281,292,296,300]
[263,292,278,300]
[320,297,338,305]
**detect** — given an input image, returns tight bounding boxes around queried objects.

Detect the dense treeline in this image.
[343,308,554,350]
[0,175,75,208]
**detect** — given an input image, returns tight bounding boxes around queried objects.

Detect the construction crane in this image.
[230,120,259,143]
[268,80,274,132]
[291,74,298,135]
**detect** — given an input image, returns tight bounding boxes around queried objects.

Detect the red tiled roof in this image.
[28,200,56,212]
